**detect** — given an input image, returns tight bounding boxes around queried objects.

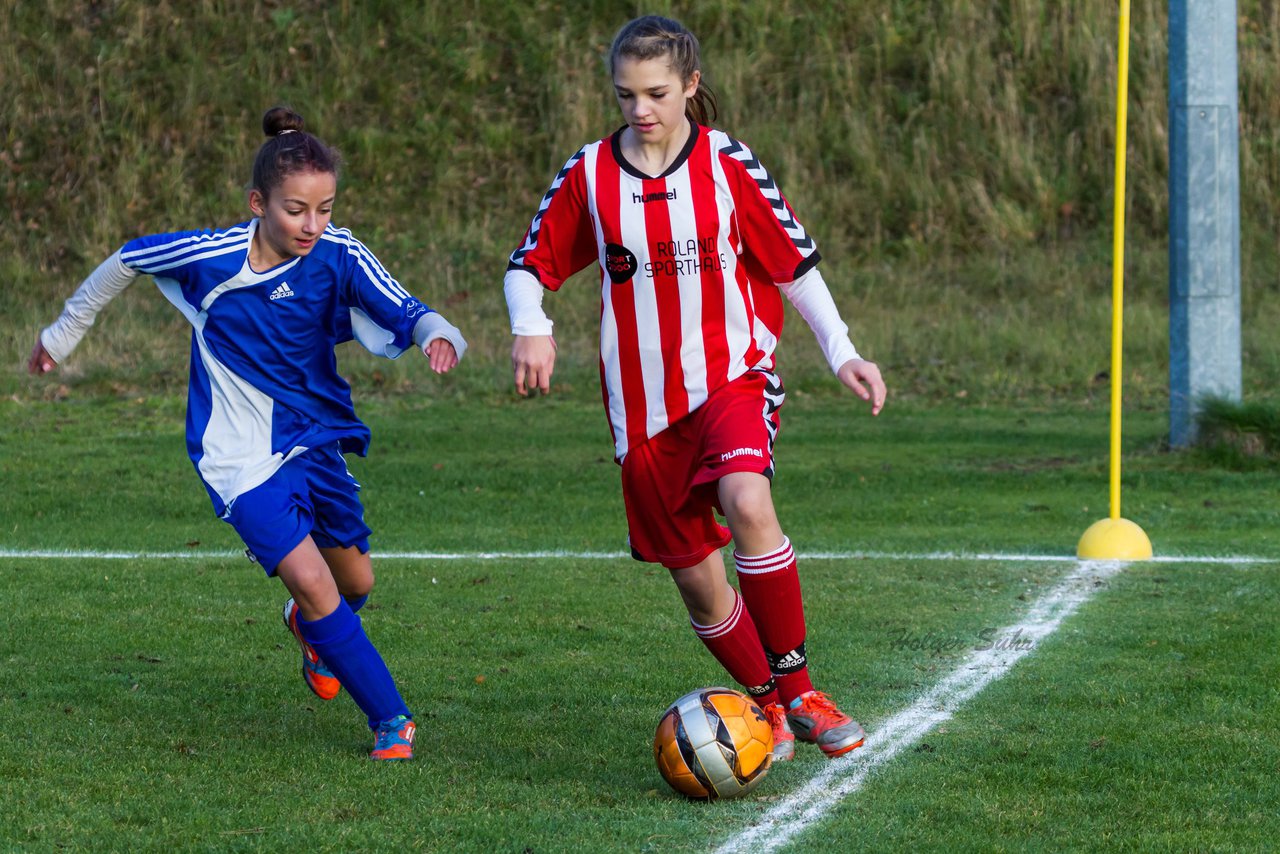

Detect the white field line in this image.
[716,558,1130,854]
[0,547,1270,564]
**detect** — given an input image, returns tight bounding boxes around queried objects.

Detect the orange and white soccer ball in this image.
[653,687,774,800]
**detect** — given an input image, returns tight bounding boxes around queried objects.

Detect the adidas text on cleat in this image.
[370,715,416,761]
[786,690,866,758]
[761,702,796,762]
[282,598,342,701]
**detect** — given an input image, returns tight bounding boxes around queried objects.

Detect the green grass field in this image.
[5,1,1280,850]
[2,394,1277,852]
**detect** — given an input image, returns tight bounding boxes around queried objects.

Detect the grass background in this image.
[3,0,1280,406]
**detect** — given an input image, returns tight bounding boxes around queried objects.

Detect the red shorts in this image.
[620,369,784,569]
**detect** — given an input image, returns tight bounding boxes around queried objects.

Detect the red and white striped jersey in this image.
[507,124,820,459]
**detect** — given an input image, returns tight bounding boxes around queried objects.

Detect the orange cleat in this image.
[282,598,342,701]
[786,691,866,758]
[370,715,416,761]
[760,702,796,762]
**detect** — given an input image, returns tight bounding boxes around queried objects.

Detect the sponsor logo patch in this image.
[604,243,638,284]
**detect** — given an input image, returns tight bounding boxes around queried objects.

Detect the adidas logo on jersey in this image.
[269,282,296,301]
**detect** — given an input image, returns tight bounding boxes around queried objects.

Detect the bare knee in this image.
[343,582,373,600]
[718,473,783,553]
[721,490,775,532]
[670,555,736,626]
[276,543,341,619]
[338,573,374,600]
[321,546,375,600]
[288,564,332,598]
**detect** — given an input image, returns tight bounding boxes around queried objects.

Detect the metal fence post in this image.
[1168,0,1242,446]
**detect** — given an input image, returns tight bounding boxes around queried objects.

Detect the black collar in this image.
[611,121,701,180]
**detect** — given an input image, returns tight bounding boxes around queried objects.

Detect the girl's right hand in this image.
[27,337,57,375]
[836,357,886,416]
[512,335,557,396]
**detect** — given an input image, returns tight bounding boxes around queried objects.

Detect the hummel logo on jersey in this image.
[720,447,764,462]
[632,189,677,204]
[269,282,296,301]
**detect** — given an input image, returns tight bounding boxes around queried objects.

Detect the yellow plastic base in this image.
[1076,517,1153,560]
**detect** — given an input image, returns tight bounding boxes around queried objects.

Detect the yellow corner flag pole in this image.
[1078,0,1153,560]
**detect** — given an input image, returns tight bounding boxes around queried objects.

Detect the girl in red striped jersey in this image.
[504,15,887,760]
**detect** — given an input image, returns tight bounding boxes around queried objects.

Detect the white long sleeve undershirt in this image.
[503,267,555,336]
[40,251,139,364]
[780,266,862,374]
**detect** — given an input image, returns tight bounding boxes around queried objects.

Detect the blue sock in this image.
[296,599,410,729]
[344,593,369,613]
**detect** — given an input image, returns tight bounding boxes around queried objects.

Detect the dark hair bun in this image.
[262,106,305,138]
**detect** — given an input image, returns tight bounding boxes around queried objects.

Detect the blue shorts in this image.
[225,443,372,575]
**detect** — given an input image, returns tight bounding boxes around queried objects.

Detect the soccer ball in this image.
[653,687,774,800]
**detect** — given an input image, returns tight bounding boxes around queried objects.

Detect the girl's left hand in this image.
[836,358,886,416]
[425,338,459,374]
[28,337,57,375]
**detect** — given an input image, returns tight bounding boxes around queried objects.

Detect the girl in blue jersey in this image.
[28,106,465,761]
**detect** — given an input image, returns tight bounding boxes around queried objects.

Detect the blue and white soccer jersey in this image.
[118,219,428,525]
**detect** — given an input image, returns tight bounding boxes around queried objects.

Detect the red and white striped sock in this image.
[690,589,778,707]
[735,536,814,705]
